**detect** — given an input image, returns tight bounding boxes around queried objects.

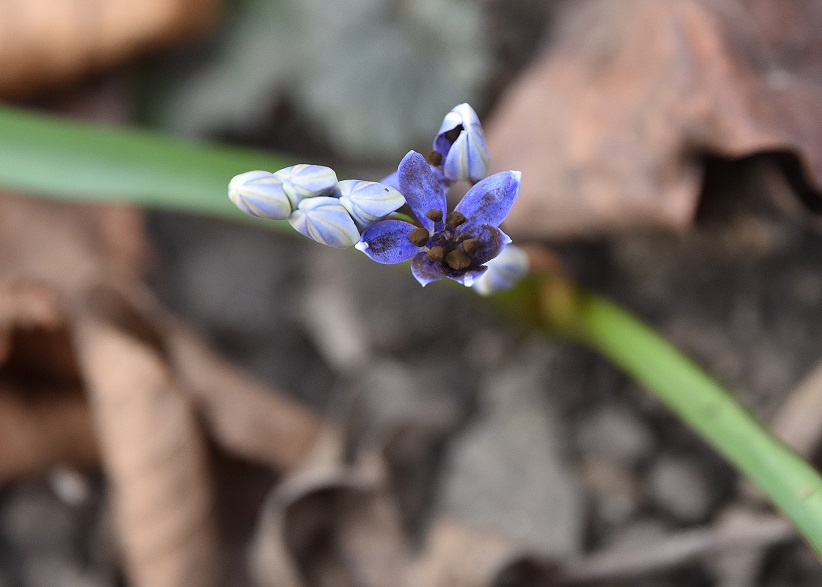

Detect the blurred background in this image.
[1,0,822,585]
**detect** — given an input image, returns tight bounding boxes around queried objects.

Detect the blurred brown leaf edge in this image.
[0,0,220,97]
[488,0,822,238]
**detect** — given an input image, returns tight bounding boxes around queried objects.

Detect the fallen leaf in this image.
[73,315,221,587]
[405,517,553,587]
[164,315,324,471]
[0,0,219,97]
[248,373,560,587]
[0,277,97,484]
[0,383,98,482]
[0,192,148,294]
[770,359,822,459]
[250,430,411,587]
[488,0,822,238]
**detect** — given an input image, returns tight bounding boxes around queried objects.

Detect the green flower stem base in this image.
[537,273,822,557]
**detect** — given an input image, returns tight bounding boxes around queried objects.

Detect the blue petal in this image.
[288,196,360,248]
[433,104,490,183]
[228,170,292,220]
[398,151,447,232]
[456,224,507,266]
[454,171,521,228]
[274,164,338,208]
[337,180,406,230]
[355,219,419,264]
[410,253,447,286]
[471,245,530,296]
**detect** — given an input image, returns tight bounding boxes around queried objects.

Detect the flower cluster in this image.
[228,103,529,294]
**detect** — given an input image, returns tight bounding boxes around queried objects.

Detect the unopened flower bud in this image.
[274,164,338,208]
[471,245,529,296]
[433,103,490,184]
[288,196,360,248]
[337,180,406,230]
[228,170,292,220]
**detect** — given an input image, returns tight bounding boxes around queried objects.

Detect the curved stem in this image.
[537,274,822,556]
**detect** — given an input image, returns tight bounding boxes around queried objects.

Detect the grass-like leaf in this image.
[0,104,295,226]
[537,275,822,556]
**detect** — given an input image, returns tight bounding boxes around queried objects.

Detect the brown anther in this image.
[443,124,464,143]
[462,237,480,255]
[408,227,430,247]
[445,211,466,227]
[445,250,471,270]
[426,246,445,263]
[426,150,443,166]
[425,209,443,223]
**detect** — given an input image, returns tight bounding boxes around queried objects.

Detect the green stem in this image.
[540,276,822,555]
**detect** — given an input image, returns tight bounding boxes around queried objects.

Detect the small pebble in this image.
[647,455,715,523]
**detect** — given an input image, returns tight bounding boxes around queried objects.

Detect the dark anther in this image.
[462,237,480,255]
[445,250,471,270]
[425,209,443,223]
[445,211,466,227]
[408,227,430,247]
[426,246,445,262]
[443,124,464,143]
[426,150,443,166]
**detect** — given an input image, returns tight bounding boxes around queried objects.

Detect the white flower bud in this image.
[274,164,337,208]
[472,245,530,296]
[434,103,490,184]
[337,180,406,229]
[228,170,292,220]
[288,196,360,248]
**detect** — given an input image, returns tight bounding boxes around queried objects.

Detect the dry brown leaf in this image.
[0,192,148,294]
[770,360,822,458]
[0,383,98,482]
[73,316,221,587]
[251,430,411,587]
[249,422,558,587]
[0,277,99,482]
[86,280,325,471]
[164,318,324,472]
[488,0,822,238]
[0,191,219,586]
[405,517,553,587]
[0,0,220,96]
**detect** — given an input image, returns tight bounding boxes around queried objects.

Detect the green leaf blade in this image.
[0,105,295,223]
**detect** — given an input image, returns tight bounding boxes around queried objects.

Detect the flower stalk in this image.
[532,262,822,557]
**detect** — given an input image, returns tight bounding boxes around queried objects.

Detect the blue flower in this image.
[433,103,490,184]
[356,151,520,287]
